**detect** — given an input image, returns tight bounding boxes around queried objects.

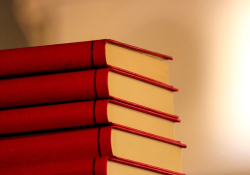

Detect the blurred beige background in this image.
[1,0,250,174]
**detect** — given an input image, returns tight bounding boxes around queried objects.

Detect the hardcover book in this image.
[0,39,171,84]
[0,156,185,175]
[0,125,186,173]
[0,67,177,115]
[0,99,179,139]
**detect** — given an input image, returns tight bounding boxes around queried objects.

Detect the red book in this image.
[0,156,185,175]
[0,124,186,173]
[0,67,177,115]
[0,39,171,84]
[0,99,180,139]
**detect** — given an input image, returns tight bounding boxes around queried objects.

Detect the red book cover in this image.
[0,39,172,78]
[0,124,186,170]
[0,156,185,175]
[0,99,180,135]
[0,67,177,113]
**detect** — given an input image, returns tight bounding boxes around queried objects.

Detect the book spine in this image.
[0,100,109,135]
[93,39,107,67]
[0,68,110,109]
[0,126,113,169]
[0,40,107,78]
[95,156,109,175]
[0,157,108,175]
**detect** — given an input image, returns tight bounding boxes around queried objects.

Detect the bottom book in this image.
[0,156,185,175]
[0,124,186,172]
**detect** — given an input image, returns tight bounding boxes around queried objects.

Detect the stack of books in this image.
[0,39,186,175]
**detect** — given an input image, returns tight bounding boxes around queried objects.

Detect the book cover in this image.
[0,124,186,172]
[0,39,172,84]
[0,99,180,136]
[0,156,186,175]
[0,67,177,115]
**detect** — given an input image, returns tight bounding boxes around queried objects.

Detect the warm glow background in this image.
[1,0,250,174]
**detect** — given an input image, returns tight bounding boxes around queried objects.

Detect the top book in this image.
[0,39,172,84]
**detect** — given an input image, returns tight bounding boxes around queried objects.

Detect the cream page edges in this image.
[106,42,169,84]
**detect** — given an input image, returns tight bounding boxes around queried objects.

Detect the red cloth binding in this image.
[0,39,172,78]
[0,101,95,135]
[0,156,185,175]
[0,124,186,173]
[0,67,177,110]
[95,99,110,124]
[93,40,107,67]
[0,41,93,77]
[0,69,97,109]
[0,158,95,175]
[0,127,102,168]
[100,126,113,157]
[0,98,179,135]
[95,156,108,175]
[96,68,110,98]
